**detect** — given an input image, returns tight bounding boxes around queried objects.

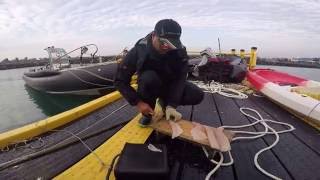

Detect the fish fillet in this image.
[191,122,207,141]
[204,126,221,150]
[214,127,231,151]
[169,121,183,139]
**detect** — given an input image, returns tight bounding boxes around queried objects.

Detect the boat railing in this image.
[44,44,99,70]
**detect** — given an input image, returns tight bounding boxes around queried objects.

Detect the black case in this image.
[114,143,169,180]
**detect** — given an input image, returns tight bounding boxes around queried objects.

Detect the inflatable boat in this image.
[247,68,320,127]
[23,44,119,95]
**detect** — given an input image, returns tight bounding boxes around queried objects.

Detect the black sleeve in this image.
[167,49,189,108]
[114,47,140,106]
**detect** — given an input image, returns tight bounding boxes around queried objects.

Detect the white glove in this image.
[165,106,182,121]
[152,102,164,122]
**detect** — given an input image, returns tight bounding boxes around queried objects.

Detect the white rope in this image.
[0,103,129,170]
[306,101,320,120]
[203,107,295,180]
[50,129,107,168]
[1,137,45,152]
[202,147,234,166]
[67,70,113,87]
[253,93,264,97]
[205,151,224,180]
[191,80,248,99]
[71,68,114,82]
[191,80,294,179]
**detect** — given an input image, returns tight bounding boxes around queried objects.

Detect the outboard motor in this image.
[190,48,247,83]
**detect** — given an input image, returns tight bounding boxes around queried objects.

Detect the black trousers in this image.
[137,70,204,109]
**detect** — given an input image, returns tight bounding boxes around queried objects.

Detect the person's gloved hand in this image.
[152,102,164,122]
[165,106,182,121]
[137,101,154,116]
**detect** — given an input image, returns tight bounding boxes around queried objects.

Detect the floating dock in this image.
[0,90,319,179]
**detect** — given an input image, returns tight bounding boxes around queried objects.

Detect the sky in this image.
[0,0,320,60]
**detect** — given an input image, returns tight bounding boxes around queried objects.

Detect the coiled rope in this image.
[203,108,294,180]
[1,137,45,152]
[192,80,295,180]
[191,80,248,99]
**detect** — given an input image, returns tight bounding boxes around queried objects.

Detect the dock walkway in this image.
[157,93,320,180]
[0,92,319,179]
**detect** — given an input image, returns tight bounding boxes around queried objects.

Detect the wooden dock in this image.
[0,92,319,179]
[151,93,320,180]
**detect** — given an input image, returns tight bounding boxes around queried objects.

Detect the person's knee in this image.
[181,82,204,105]
[139,70,162,88]
[193,86,204,105]
[138,71,163,99]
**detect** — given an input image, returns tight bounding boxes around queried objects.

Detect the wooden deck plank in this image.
[213,94,292,180]
[165,105,193,180]
[0,99,136,179]
[177,105,192,120]
[189,93,235,180]
[249,95,320,155]
[192,93,221,126]
[172,105,208,180]
[149,100,225,180]
[235,97,320,180]
[173,105,213,180]
[55,114,152,180]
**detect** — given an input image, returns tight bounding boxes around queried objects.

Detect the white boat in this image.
[247,68,320,128]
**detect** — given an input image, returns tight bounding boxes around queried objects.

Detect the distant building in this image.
[291,58,318,64]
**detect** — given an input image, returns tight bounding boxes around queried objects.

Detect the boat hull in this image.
[23,62,117,95]
[247,68,320,127]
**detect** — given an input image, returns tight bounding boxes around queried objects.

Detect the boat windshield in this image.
[45,46,71,70]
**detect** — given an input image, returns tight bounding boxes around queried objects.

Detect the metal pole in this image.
[218,38,221,56]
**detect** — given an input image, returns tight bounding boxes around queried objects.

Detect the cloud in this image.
[0,0,319,59]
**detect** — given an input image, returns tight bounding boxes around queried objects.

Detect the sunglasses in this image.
[158,37,177,50]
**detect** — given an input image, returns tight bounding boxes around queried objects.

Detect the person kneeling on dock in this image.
[114,19,204,127]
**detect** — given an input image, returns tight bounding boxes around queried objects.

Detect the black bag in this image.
[114,143,169,180]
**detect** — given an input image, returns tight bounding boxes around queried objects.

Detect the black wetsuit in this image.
[114,33,204,109]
